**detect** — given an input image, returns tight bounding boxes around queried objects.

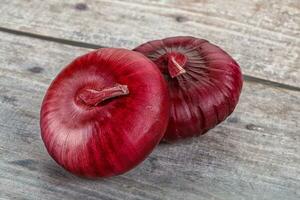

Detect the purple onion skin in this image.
[134,36,243,141]
[40,48,170,177]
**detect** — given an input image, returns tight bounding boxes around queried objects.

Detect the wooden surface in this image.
[0,1,299,200]
[0,0,299,87]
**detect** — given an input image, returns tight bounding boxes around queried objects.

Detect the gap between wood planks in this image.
[1,26,299,93]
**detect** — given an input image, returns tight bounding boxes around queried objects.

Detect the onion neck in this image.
[159,52,187,78]
[77,84,129,107]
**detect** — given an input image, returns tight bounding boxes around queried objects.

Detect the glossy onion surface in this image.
[134,36,243,141]
[40,48,169,177]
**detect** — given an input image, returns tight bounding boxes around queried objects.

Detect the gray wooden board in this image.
[0,0,299,87]
[0,31,300,200]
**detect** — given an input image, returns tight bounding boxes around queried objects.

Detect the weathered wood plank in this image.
[0,32,300,200]
[0,0,299,87]
[126,0,300,38]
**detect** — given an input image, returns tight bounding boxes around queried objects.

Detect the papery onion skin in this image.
[134,36,243,141]
[40,48,169,177]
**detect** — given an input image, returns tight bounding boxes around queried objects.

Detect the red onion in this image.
[40,48,170,177]
[134,36,243,141]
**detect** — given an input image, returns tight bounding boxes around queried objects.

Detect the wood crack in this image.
[0,26,299,93]
[0,26,103,49]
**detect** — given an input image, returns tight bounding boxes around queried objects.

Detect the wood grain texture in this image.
[0,32,300,200]
[0,0,299,87]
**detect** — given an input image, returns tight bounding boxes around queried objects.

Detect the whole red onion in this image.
[40,48,169,177]
[134,36,243,141]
